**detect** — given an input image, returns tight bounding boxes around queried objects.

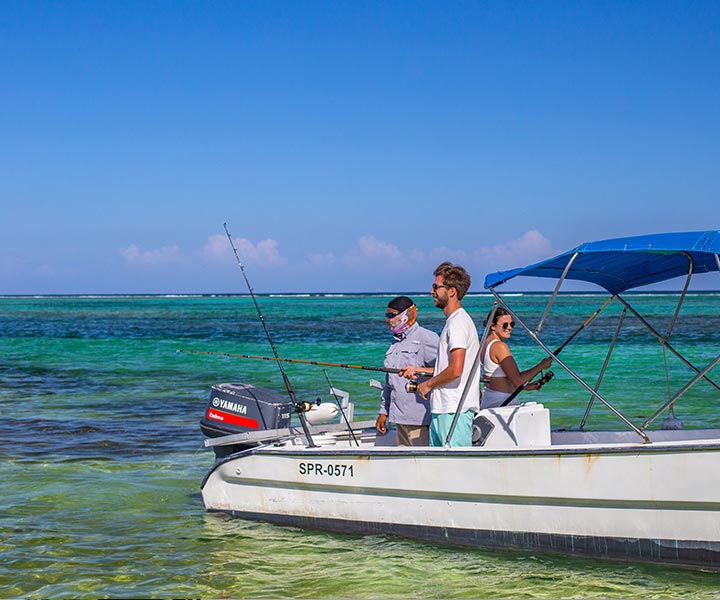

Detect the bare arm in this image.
[493,342,552,388]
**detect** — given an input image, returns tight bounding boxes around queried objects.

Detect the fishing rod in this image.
[500,295,614,407]
[223,223,316,447]
[177,349,405,374]
[552,295,615,355]
[500,370,554,406]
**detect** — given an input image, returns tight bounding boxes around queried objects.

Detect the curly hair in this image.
[433,261,471,300]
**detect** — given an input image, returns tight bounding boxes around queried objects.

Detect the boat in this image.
[199,230,720,569]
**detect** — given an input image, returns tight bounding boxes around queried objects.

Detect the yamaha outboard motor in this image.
[200,382,294,458]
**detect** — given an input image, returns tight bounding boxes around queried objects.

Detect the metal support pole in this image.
[580,307,626,430]
[617,296,720,393]
[535,252,578,335]
[664,253,693,341]
[642,353,720,429]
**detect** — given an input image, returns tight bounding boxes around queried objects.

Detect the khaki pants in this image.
[396,424,430,447]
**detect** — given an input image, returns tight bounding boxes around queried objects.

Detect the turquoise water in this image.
[2,293,720,598]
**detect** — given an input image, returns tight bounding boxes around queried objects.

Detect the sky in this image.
[2,1,719,294]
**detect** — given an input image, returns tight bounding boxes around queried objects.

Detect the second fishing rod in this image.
[223,223,317,447]
[177,349,406,374]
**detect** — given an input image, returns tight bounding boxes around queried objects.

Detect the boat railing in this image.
[204,419,376,448]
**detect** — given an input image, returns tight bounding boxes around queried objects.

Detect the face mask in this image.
[388,305,417,335]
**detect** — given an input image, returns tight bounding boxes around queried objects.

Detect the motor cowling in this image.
[200,382,294,440]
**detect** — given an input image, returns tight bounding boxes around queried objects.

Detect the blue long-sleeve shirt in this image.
[379,323,439,426]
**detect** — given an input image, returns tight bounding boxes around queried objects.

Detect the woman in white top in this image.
[480,307,553,409]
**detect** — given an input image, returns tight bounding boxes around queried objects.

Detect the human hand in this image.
[375,414,388,434]
[539,357,553,371]
[399,366,420,380]
[417,380,431,399]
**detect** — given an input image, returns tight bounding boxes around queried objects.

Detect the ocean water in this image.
[2,293,720,598]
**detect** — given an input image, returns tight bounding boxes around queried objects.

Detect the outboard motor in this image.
[200,382,294,458]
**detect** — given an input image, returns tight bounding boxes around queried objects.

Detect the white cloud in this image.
[202,234,287,267]
[357,235,403,261]
[428,246,469,265]
[202,234,231,261]
[345,235,425,268]
[429,230,553,271]
[298,232,551,283]
[120,244,181,266]
[474,230,553,267]
[194,231,553,290]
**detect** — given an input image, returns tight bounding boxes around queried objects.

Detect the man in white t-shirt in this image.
[400,261,480,446]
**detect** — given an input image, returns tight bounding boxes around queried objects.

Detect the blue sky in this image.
[2,1,719,294]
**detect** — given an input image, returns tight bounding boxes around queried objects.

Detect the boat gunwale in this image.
[204,433,720,467]
[254,439,720,456]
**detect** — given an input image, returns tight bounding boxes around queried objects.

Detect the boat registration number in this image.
[299,463,354,477]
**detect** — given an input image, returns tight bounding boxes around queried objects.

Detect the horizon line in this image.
[2,290,720,299]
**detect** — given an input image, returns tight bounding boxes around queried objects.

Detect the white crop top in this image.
[482,339,507,379]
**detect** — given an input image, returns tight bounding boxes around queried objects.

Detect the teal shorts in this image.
[430,411,474,447]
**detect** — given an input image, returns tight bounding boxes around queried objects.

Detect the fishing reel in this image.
[536,370,555,389]
[296,398,321,413]
[499,370,555,407]
[405,378,431,393]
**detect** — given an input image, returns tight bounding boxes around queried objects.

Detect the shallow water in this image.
[2,293,720,598]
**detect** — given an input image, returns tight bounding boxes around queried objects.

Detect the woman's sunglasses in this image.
[499,321,515,330]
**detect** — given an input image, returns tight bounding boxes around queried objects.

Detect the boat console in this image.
[472,402,551,448]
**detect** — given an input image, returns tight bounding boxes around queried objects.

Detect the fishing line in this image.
[223,223,316,447]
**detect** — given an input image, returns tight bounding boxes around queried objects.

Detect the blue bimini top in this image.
[484,231,720,295]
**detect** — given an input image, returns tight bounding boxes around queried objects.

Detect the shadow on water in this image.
[0,417,203,461]
[189,513,720,599]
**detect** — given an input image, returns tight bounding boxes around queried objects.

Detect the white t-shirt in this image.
[431,307,481,414]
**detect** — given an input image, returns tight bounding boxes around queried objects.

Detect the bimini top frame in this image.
[483,231,720,441]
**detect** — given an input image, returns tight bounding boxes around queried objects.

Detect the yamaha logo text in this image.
[211,396,248,414]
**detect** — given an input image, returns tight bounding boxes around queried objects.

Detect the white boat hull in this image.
[202,420,720,568]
